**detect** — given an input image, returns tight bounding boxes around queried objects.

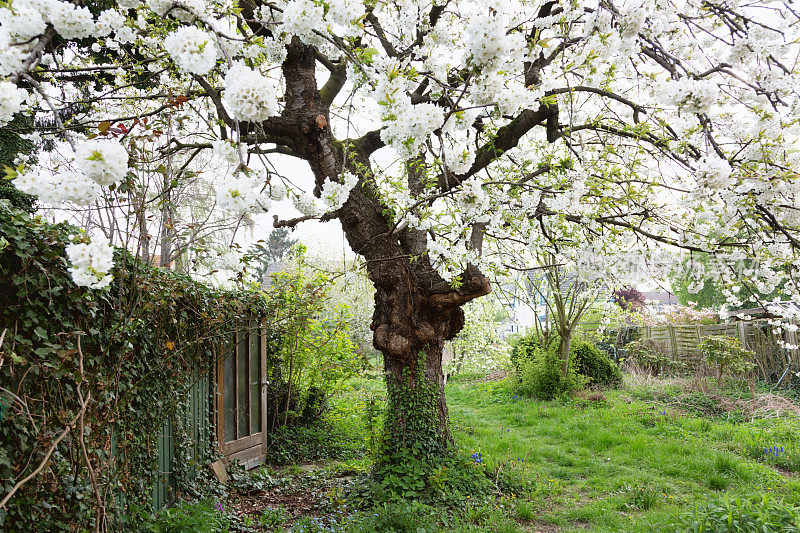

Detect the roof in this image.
[640,291,679,305]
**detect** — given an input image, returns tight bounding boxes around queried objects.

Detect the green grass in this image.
[445,377,800,532]
[220,374,799,532]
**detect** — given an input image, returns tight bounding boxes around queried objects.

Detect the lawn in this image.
[146,373,800,532]
[445,374,800,531]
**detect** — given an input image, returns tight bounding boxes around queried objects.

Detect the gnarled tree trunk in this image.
[215,32,493,461]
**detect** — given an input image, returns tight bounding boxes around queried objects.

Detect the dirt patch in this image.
[227,470,353,530]
[480,371,510,382]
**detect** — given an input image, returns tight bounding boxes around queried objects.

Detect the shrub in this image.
[515,345,587,401]
[571,341,622,388]
[350,450,491,508]
[509,331,557,374]
[667,493,800,532]
[625,339,675,375]
[699,335,756,382]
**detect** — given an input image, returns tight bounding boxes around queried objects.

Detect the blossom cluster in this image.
[164,26,218,75]
[374,67,445,159]
[14,139,128,206]
[0,82,27,127]
[465,10,525,70]
[696,154,734,190]
[146,0,206,22]
[76,139,130,187]
[660,78,719,114]
[65,237,115,289]
[292,192,323,216]
[215,172,266,216]
[222,63,280,122]
[14,170,101,206]
[320,171,359,210]
[212,139,241,166]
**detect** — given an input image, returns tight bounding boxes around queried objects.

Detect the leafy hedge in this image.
[0,203,272,530]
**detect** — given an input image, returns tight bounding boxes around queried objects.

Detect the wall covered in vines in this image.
[0,202,274,531]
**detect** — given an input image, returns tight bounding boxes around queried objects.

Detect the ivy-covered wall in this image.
[0,203,273,531]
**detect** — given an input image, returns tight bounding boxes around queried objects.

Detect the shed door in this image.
[216,319,268,468]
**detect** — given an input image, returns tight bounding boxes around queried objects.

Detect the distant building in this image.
[639,291,679,314]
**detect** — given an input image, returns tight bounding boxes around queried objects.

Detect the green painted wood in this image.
[150,369,212,511]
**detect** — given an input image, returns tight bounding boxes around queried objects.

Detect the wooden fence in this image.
[576,319,799,380]
[636,320,798,379]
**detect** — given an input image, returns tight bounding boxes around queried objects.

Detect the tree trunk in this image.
[559,330,572,377]
[371,280,473,459]
[248,38,492,463]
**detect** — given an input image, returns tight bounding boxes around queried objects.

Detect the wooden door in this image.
[216,318,268,468]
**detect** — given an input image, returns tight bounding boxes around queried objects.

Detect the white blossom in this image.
[0,32,27,76]
[279,0,324,44]
[465,10,524,70]
[293,191,323,216]
[660,78,719,114]
[0,2,47,41]
[0,83,27,126]
[327,0,365,36]
[222,62,280,122]
[215,172,265,215]
[76,139,129,187]
[14,170,101,205]
[50,2,95,39]
[320,171,358,210]
[95,9,126,37]
[211,139,240,165]
[164,25,218,75]
[696,154,733,189]
[65,237,115,289]
[146,0,205,22]
[268,179,287,201]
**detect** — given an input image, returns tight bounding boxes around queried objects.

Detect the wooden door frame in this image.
[214,318,269,468]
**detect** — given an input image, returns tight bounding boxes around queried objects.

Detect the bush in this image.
[624,339,676,375]
[350,450,491,508]
[509,332,557,374]
[699,335,756,381]
[515,345,586,401]
[666,493,800,532]
[571,341,622,388]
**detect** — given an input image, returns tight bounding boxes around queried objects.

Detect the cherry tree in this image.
[2,0,799,462]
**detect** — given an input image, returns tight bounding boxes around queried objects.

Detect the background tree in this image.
[530,252,603,377]
[247,228,299,285]
[614,287,646,312]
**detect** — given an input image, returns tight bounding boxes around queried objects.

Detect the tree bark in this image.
[559,330,572,377]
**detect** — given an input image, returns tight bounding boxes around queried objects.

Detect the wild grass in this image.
[219,372,800,532]
[445,373,800,532]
